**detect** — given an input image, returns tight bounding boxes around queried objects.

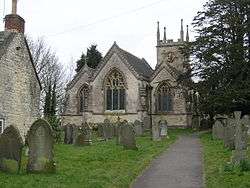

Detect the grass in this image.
[200,132,250,188]
[0,129,190,188]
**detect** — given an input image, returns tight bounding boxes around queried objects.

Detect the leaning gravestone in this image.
[152,123,161,141]
[133,120,143,136]
[120,122,137,150]
[0,125,23,173]
[159,120,168,137]
[232,111,248,165]
[26,119,55,173]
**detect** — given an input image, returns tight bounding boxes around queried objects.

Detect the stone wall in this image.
[0,33,40,139]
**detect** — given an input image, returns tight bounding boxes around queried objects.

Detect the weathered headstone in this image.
[97,123,104,137]
[143,117,151,130]
[192,114,200,130]
[72,125,80,145]
[159,120,168,137]
[0,125,23,173]
[152,123,161,141]
[63,124,74,144]
[120,122,137,150]
[133,120,143,136]
[74,133,88,146]
[232,111,248,165]
[103,119,114,140]
[212,116,226,140]
[26,119,55,173]
[223,119,235,150]
[116,121,124,145]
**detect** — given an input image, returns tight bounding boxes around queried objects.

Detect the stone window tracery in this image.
[78,85,89,113]
[105,70,125,111]
[157,83,173,112]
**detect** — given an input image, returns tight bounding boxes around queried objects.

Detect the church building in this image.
[0,1,41,138]
[62,20,192,128]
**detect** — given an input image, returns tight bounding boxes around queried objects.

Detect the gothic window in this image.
[105,70,125,111]
[157,83,173,112]
[0,119,4,134]
[79,85,89,113]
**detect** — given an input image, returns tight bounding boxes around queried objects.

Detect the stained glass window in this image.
[79,85,89,112]
[157,83,173,112]
[105,70,125,110]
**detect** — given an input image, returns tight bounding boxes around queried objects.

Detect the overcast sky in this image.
[0,0,206,70]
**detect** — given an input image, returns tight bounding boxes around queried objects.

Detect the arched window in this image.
[79,85,89,113]
[105,70,125,111]
[157,83,173,112]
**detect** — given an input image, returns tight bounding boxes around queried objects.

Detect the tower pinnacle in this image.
[157,21,160,44]
[186,25,189,42]
[180,19,184,42]
[163,27,166,42]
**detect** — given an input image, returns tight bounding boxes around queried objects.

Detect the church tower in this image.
[156,19,189,72]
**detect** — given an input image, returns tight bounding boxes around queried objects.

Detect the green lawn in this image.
[200,132,250,188]
[0,129,189,188]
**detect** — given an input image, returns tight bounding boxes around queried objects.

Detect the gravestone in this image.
[223,119,235,150]
[212,117,226,140]
[97,124,104,137]
[133,120,143,136]
[72,125,80,145]
[64,124,74,144]
[0,125,23,173]
[232,111,248,165]
[192,115,200,130]
[242,115,250,135]
[120,122,137,150]
[103,119,114,140]
[143,117,151,130]
[159,120,168,137]
[152,124,161,141]
[74,133,88,146]
[83,122,92,145]
[116,121,124,145]
[26,119,55,173]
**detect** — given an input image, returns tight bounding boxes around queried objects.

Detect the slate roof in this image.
[0,31,15,60]
[117,47,153,79]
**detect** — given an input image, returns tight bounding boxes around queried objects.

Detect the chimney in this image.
[4,0,25,33]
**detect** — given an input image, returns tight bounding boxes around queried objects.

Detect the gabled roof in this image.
[151,62,182,82]
[66,63,94,90]
[92,42,153,81]
[118,47,153,79]
[0,31,42,90]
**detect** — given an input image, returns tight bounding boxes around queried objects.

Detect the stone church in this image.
[62,20,192,128]
[0,1,41,138]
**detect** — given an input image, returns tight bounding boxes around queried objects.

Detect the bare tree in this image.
[27,37,66,116]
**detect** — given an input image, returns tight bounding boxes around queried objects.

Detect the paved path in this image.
[132,135,204,188]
